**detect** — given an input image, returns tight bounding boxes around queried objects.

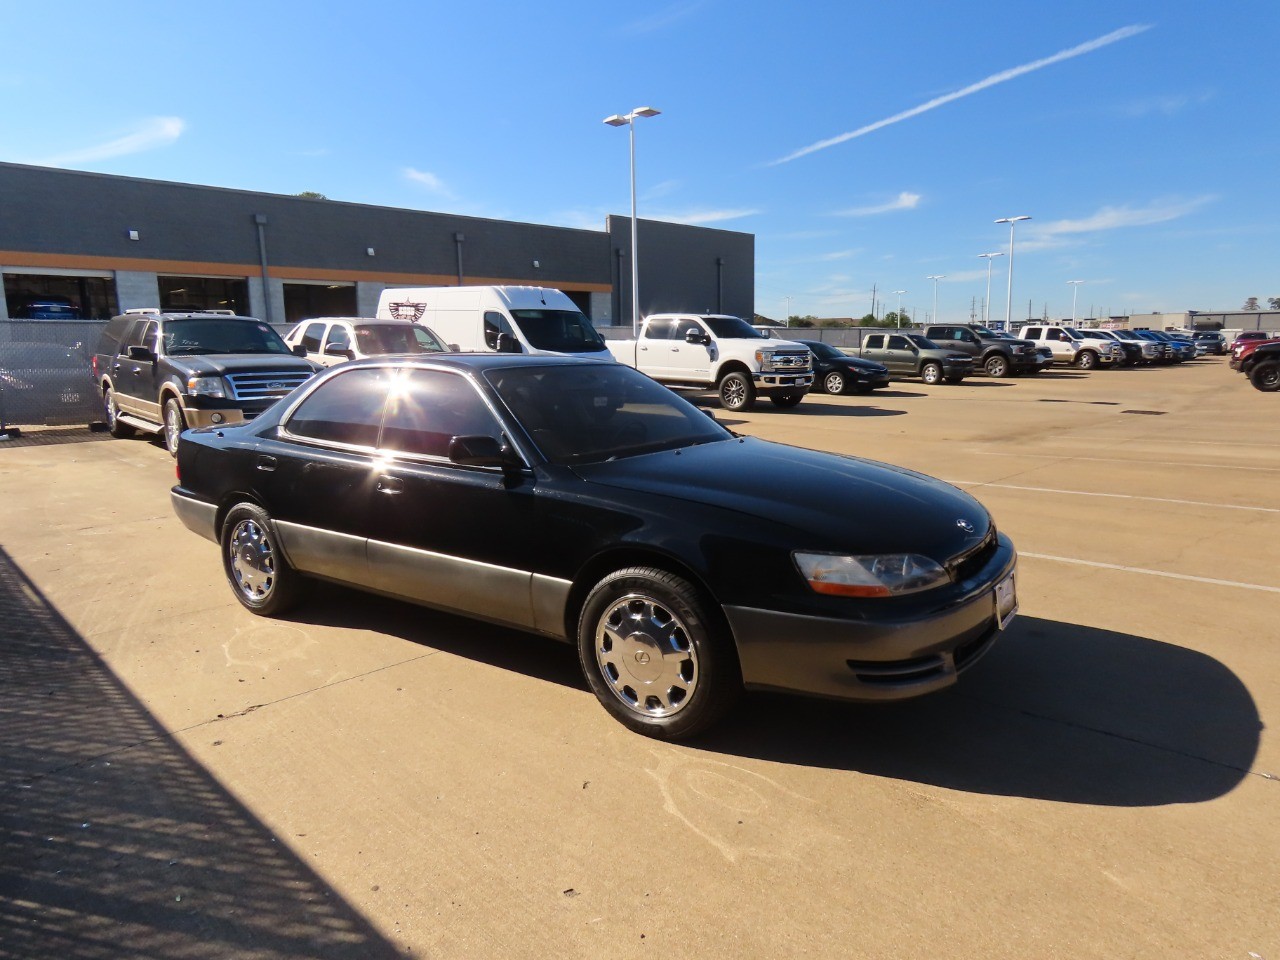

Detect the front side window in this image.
[299,322,326,352]
[483,311,517,350]
[325,325,351,350]
[672,319,705,341]
[643,319,673,340]
[379,369,502,459]
[284,367,389,447]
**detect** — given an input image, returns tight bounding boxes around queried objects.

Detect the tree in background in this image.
[1242,297,1260,310]
[1269,297,1280,310]
[296,191,329,200]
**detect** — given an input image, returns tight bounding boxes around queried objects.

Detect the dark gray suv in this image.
[922,323,1042,377]
[91,312,318,455]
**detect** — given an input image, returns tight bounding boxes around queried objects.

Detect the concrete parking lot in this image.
[1,357,1276,959]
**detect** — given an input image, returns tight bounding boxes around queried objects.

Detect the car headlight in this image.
[794,551,951,598]
[755,349,777,372]
[187,376,226,398]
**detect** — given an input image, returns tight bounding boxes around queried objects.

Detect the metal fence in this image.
[0,321,105,430]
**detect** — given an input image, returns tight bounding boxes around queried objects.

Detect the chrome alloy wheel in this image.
[164,402,184,454]
[595,594,700,719]
[228,518,276,602]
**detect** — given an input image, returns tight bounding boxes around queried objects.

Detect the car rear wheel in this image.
[823,371,847,395]
[578,567,741,740]
[221,503,308,616]
[1249,360,1280,392]
[718,371,756,411]
[984,354,1010,378]
[163,397,187,456]
[103,386,135,439]
[920,362,942,385]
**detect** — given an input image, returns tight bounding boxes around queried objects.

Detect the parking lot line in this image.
[1020,552,1280,594]
[971,451,1280,473]
[945,480,1280,514]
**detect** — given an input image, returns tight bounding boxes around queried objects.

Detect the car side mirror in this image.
[685,330,708,345]
[292,344,309,357]
[126,345,154,361]
[448,435,521,470]
[323,343,354,360]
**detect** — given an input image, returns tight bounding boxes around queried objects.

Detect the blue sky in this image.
[2,1,1276,322]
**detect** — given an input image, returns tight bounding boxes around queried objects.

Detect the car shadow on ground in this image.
[943,379,1016,388]
[286,591,1259,809]
[0,548,404,960]
[0,425,110,448]
[698,615,1260,807]
[774,403,908,418]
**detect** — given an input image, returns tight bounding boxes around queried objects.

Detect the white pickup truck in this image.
[607,314,814,410]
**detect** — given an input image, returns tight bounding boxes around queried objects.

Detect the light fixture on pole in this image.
[977,252,1004,326]
[926,275,945,324]
[994,215,1031,327]
[1067,279,1085,323]
[894,290,906,329]
[603,106,661,338]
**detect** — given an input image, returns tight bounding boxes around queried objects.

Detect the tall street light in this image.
[927,275,945,324]
[1067,279,1085,323]
[894,290,906,329]
[994,215,1031,328]
[604,106,661,338]
[977,252,1004,326]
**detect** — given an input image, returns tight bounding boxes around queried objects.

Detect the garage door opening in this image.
[4,272,116,320]
[159,277,249,315]
[283,283,357,323]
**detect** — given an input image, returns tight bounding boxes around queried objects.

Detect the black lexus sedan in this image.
[171,354,1017,739]
[797,339,892,395]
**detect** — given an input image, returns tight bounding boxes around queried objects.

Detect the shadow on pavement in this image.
[0,548,403,960]
[0,425,111,449]
[699,615,1260,806]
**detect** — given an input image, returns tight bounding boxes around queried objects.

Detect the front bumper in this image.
[724,535,1017,702]
[754,373,813,393]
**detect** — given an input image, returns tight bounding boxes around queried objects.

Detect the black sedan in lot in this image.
[797,340,892,395]
[170,355,1017,739]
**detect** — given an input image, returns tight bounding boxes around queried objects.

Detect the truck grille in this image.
[225,371,313,402]
[771,352,812,371]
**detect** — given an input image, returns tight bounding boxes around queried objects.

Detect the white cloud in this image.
[1116,92,1212,117]
[834,192,922,217]
[817,249,862,261]
[772,24,1151,165]
[650,208,760,225]
[1021,195,1216,251]
[403,167,456,199]
[937,269,990,283]
[39,116,185,165]
[620,1,707,34]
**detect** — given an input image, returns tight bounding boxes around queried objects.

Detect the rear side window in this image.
[864,335,884,349]
[284,367,389,447]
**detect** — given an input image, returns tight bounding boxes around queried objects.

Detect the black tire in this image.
[1076,350,1099,370]
[162,397,187,456]
[984,354,1010,378]
[577,567,741,740]
[1249,361,1280,392]
[822,371,847,395]
[769,392,803,408]
[221,503,308,616]
[920,362,943,385]
[103,385,135,439]
[718,371,756,411]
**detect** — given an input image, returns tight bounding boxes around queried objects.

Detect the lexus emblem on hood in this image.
[956,519,975,534]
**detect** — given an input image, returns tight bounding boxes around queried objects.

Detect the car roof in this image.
[335,352,613,374]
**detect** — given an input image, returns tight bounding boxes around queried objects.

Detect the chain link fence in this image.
[0,321,105,430]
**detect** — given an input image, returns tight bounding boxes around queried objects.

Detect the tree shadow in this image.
[0,548,403,960]
[698,616,1260,806]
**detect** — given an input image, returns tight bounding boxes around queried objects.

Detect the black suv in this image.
[921,323,1041,377]
[91,312,318,454]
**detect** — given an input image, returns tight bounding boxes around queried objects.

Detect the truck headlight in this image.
[755,349,776,372]
[794,551,950,598]
[187,376,226,398]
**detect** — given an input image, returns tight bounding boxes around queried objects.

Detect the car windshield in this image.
[163,319,291,355]
[355,323,447,354]
[703,316,767,339]
[509,310,606,353]
[802,341,841,360]
[970,325,999,337]
[486,362,730,465]
[905,334,940,349]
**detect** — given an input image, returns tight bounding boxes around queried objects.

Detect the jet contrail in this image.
[771,24,1151,165]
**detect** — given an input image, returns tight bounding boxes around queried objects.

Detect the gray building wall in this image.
[114,271,160,311]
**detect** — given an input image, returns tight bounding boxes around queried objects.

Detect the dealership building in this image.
[0,162,754,328]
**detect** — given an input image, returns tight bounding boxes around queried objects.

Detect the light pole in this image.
[604,106,661,338]
[927,275,945,325]
[1067,279,1084,323]
[994,215,1031,328]
[783,296,792,327]
[894,290,905,329]
[977,252,1004,326]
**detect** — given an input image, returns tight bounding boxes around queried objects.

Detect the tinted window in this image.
[483,311,517,350]
[379,369,501,459]
[354,323,444,355]
[905,334,936,349]
[643,319,673,340]
[284,367,388,447]
[299,322,326,352]
[325,325,351,350]
[162,319,291,355]
[672,319,705,341]
[802,341,840,360]
[864,335,884,349]
[510,309,606,353]
[702,317,766,339]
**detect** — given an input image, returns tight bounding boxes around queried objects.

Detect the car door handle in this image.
[376,476,404,495]
[255,455,278,472]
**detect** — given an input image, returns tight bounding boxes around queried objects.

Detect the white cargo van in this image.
[375,285,613,360]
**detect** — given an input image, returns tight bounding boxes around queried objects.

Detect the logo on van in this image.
[387,302,426,321]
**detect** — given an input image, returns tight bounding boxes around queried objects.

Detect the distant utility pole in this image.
[969,296,976,321]
[871,282,878,319]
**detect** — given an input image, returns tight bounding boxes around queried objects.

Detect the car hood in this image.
[166,354,319,376]
[572,437,991,561]
[836,356,888,373]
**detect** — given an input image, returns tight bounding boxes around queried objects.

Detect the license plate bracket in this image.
[995,571,1018,630]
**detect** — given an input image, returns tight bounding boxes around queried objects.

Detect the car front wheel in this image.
[221,503,308,615]
[920,362,942,385]
[163,397,187,456]
[984,354,1009,377]
[1076,350,1099,370]
[1249,360,1280,392]
[823,371,847,395]
[578,567,741,740]
[718,371,756,411]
